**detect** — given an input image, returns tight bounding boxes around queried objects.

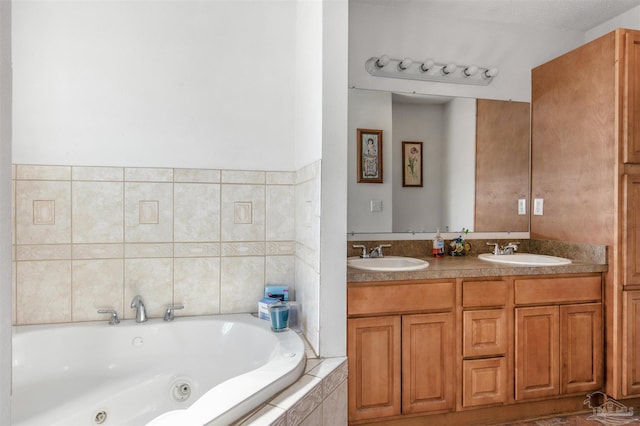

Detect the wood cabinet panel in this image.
[348,316,401,421]
[462,280,507,307]
[402,313,455,414]
[624,174,640,285]
[515,306,559,400]
[475,99,530,232]
[463,357,508,408]
[514,275,601,305]
[624,32,640,163]
[463,309,507,357]
[623,291,640,395]
[560,303,603,394]
[348,280,454,316]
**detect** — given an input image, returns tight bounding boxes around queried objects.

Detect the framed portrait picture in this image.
[357,128,383,183]
[402,141,423,187]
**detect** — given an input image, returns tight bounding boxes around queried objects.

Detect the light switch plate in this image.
[518,199,526,215]
[370,200,383,212]
[533,198,544,216]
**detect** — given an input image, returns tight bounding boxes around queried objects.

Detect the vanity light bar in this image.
[365,55,499,86]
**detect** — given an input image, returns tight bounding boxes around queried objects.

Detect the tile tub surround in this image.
[11,164,321,327]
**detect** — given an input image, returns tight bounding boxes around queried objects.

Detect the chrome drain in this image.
[93,410,107,424]
[170,381,192,402]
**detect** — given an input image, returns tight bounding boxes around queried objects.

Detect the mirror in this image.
[348,88,530,235]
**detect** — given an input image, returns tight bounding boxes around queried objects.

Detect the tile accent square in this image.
[234,202,253,224]
[33,200,55,225]
[139,200,159,224]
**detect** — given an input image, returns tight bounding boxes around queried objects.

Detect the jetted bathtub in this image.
[12,313,306,426]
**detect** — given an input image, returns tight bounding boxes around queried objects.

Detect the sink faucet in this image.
[486,242,520,255]
[131,295,148,323]
[369,244,391,258]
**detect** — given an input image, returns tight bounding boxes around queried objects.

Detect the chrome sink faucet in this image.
[131,295,148,323]
[486,242,520,255]
[352,244,392,258]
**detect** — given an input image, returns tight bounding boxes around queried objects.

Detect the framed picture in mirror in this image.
[357,128,383,183]
[402,141,423,187]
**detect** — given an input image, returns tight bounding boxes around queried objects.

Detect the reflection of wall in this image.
[347,90,393,233]
[392,102,444,232]
[443,98,476,232]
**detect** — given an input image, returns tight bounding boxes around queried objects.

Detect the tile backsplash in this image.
[12,163,320,332]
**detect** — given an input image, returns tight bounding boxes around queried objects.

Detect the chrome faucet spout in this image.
[131,295,148,323]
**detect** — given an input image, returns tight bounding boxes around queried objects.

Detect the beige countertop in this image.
[347,254,608,283]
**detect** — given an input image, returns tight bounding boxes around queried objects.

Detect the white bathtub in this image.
[12,314,306,426]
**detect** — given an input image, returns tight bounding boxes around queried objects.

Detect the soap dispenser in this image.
[432,229,445,257]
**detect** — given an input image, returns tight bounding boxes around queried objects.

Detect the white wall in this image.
[12,0,297,170]
[442,97,476,232]
[347,89,393,233]
[392,101,444,233]
[586,5,640,42]
[0,0,11,423]
[349,2,586,102]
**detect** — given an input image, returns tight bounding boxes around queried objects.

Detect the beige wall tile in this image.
[174,257,220,316]
[16,180,71,244]
[174,242,220,258]
[266,255,295,289]
[16,165,71,180]
[72,259,124,322]
[124,258,173,319]
[221,185,265,242]
[221,170,265,184]
[15,244,71,261]
[124,167,173,182]
[72,166,123,181]
[72,243,124,260]
[73,181,124,243]
[174,183,220,242]
[266,185,295,241]
[124,182,173,242]
[220,257,264,313]
[266,171,295,185]
[124,243,173,258]
[16,260,71,324]
[321,380,348,426]
[221,242,265,257]
[174,168,220,183]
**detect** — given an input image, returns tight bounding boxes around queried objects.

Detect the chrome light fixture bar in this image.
[366,55,499,86]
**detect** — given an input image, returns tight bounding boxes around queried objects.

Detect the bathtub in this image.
[12,313,306,426]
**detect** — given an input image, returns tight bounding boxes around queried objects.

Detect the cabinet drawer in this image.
[348,280,454,316]
[463,357,507,408]
[514,275,601,305]
[463,280,508,307]
[463,309,508,357]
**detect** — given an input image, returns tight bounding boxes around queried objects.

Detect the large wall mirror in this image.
[348,88,530,236]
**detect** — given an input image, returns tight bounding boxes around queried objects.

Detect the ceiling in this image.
[353,0,640,32]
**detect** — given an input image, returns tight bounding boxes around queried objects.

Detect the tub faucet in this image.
[131,295,148,323]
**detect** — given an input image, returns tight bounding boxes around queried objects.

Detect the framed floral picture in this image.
[402,141,423,187]
[357,129,383,183]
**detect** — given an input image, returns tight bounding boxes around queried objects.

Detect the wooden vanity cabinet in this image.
[514,275,603,401]
[347,280,455,422]
[461,279,509,408]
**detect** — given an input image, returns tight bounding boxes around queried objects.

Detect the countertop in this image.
[347,254,608,283]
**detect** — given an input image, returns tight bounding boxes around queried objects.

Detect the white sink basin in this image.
[347,256,430,272]
[478,253,572,266]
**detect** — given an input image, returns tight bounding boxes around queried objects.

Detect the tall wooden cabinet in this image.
[531,28,640,399]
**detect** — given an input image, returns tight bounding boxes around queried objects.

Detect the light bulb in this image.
[375,54,390,68]
[420,59,435,72]
[442,63,457,75]
[483,67,499,78]
[463,65,478,77]
[398,57,413,70]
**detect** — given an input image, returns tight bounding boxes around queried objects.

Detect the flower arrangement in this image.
[449,228,471,256]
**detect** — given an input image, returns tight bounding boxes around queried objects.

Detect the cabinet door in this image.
[402,312,454,414]
[624,31,640,164]
[623,291,640,395]
[348,316,401,421]
[515,306,559,400]
[462,357,508,408]
[463,309,507,357]
[624,174,640,285]
[560,303,603,394]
